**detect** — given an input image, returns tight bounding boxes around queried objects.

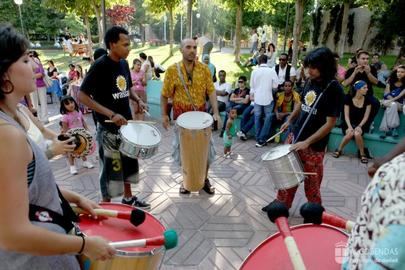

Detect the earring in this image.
[2,80,14,94]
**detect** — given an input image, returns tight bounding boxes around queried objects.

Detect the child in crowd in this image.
[60,95,94,174]
[223,108,238,158]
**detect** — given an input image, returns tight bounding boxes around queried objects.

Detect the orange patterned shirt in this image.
[162,61,214,120]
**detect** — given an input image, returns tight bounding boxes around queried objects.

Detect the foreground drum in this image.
[261,144,304,190]
[177,111,213,191]
[79,203,165,270]
[240,224,348,270]
[119,123,161,159]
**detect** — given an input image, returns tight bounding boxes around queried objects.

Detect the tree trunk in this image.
[140,23,146,46]
[292,0,304,68]
[84,15,93,59]
[337,1,350,57]
[92,3,103,46]
[234,3,243,62]
[361,21,373,49]
[186,0,193,38]
[169,8,174,57]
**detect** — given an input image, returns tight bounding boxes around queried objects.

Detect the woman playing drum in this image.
[0,24,115,270]
[262,47,344,210]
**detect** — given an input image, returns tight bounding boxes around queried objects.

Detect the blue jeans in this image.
[240,105,255,134]
[254,102,274,143]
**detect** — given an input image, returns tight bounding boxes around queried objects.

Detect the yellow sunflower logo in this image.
[116,75,127,92]
[304,91,317,107]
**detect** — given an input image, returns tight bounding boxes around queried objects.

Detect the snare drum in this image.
[176,111,213,191]
[79,203,165,270]
[119,123,161,159]
[240,224,348,270]
[261,144,304,190]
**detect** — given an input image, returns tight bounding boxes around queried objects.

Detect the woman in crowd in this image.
[0,24,115,269]
[46,60,62,98]
[379,65,405,138]
[333,80,371,163]
[266,43,277,68]
[130,59,147,120]
[29,50,49,123]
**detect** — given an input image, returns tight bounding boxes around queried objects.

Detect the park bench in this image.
[62,43,89,57]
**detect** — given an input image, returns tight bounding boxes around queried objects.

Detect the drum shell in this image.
[78,203,165,270]
[119,138,159,159]
[239,224,348,270]
[262,146,305,190]
[179,126,211,192]
[118,124,161,160]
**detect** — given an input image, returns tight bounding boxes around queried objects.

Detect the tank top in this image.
[0,111,80,270]
[18,104,47,152]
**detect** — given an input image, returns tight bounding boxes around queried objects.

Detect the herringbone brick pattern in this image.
[46,104,370,270]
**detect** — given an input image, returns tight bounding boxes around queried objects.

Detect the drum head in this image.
[66,128,94,158]
[120,123,161,146]
[176,111,213,129]
[261,144,293,161]
[240,224,348,270]
[78,203,165,253]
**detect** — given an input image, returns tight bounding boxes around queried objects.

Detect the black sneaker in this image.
[255,142,267,148]
[202,179,215,195]
[219,130,224,138]
[122,196,151,210]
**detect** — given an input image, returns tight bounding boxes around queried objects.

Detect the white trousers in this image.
[30,86,48,122]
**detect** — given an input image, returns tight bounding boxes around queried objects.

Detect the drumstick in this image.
[71,206,146,227]
[266,129,284,143]
[143,110,151,117]
[110,229,178,250]
[266,201,307,270]
[104,119,156,125]
[272,171,318,176]
[300,202,355,231]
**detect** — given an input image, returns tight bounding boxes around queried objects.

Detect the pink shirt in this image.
[337,65,347,80]
[131,70,145,92]
[61,111,84,130]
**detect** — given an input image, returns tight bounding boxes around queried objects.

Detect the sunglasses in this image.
[238,81,245,83]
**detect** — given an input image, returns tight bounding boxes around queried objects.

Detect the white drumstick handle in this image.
[284,237,306,270]
[110,239,146,249]
[346,220,355,231]
[71,206,118,218]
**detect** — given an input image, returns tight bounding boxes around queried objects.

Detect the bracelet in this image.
[78,234,86,254]
[109,113,116,120]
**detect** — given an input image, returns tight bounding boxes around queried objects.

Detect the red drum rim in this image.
[78,203,165,257]
[240,223,348,270]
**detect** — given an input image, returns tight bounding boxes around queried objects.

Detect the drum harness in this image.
[293,80,336,144]
[176,63,197,111]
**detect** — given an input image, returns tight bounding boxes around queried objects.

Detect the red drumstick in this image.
[300,203,354,231]
[72,206,146,227]
[109,229,178,250]
[266,201,307,270]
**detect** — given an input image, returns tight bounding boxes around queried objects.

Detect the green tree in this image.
[144,0,181,56]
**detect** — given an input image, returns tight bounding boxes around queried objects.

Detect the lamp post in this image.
[14,0,25,37]
[196,13,200,37]
[163,14,167,42]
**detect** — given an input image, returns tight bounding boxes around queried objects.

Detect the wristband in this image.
[109,113,116,120]
[78,234,86,254]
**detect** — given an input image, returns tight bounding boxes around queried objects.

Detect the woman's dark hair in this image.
[0,24,29,100]
[238,75,247,82]
[60,95,79,114]
[139,52,147,60]
[283,79,293,87]
[148,56,155,68]
[47,60,55,66]
[389,65,405,89]
[131,58,142,69]
[303,47,337,82]
[267,43,275,52]
[104,26,128,50]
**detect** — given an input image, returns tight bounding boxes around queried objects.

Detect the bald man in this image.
[161,38,221,194]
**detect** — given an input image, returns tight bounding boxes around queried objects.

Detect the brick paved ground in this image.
[45,102,370,269]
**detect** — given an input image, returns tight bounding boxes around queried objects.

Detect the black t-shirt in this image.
[342,94,371,131]
[293,80,344,151]
[47,67,58,77]
[344,66,377,96]
[80,55,133,133]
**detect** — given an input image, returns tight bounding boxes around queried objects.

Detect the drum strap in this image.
[29,185,79,234]
[176,63,197,111]
[294,80,336,143]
